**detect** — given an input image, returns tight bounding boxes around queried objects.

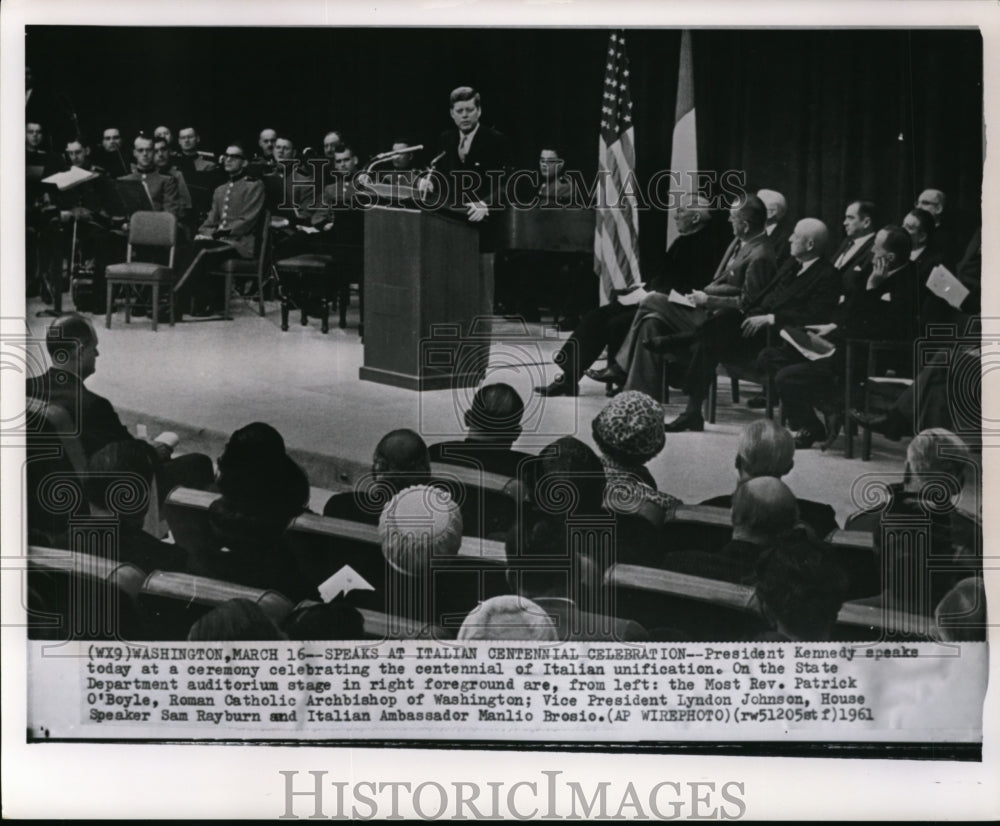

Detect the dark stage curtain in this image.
[27,26,982,274]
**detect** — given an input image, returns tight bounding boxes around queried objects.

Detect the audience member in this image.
[253,127,278,171]
[753,535,847,641]
[153,125,173,148]
[914,187,958,266]
[428,383,533,478]
[93,126,129,177]
[701,418,839,538]
[26,314,214,491]
[665,477,800,584]
[187,598,287,641]
[118,135,182,216]
[592,391,680,524]
[282,600,366,641]
[175,126,218,176]
[85,440,187,572]
[933,576,987,642]
[831,199,878,283]
[324,429,433,524]
[457,594,559,641]
[198,422,315,602]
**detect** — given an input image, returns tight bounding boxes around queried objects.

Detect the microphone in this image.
[371,144,424,162]
[428,150,446,169]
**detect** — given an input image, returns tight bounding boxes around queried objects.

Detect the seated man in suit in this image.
[175,142,265,317]
[25,314,213,501]
[753,534,847,641]
[504,512,647,641]
[664,477,800,584]
[602,194,776,405]
[831,200,878,285]
[758,225,917,448]
[324,428,433,525]
[85,440,187,573]
[757,188,792,270]
[428,383,534,479]
[661,216,838,433]
[535,194,722,397]
[701,418,839,538]
[915,187,959,267]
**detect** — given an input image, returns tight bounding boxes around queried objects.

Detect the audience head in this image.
[153,125,172,145]
[371,428,432,493]
[788,218,829,261]
[222,143,248,177]
[528,436,606,518]
[754,536,847,641]
[843,200,878,239]
[273,136,296,161]
[915,188,945,221]
[449,85,482,134]
[873,225,912,270]
[735,419,795,481]
[333,145,358,175]
[102,127,122,152]
[258,128,277,158]
[378,485,463,577]
[756,189,787,223]
[188,599,287,641]
[593,391,665,468]
[391,139,415,170]
[133,135,154,170]
[903,428,969,496]
[728,193,767,238]
[153,137,172,171]
[457,595,558,641]
[85,440,156,527]
[674,193,712,234]
[26,122,44,149]
[45,313,99,379]
[322,131,343,158]
[463,383,524,443]
[732,477,800,545]
[282,600,365,641]
[903,208,936,250]
[65,139,90,168]
[933,577,986,642]
[178,127,200,154]
[217,422,309,518]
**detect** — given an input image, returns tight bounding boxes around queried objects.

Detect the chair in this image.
[844,339,913,459]
[105,211,178,331]
[274,253,335,333]
[208,210,273,320]
[708,327,777,423]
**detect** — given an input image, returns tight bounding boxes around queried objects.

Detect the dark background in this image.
[27,27,983,267]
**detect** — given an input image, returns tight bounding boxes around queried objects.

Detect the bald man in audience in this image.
[662,217,838,432]
[757,188,792,270]
[664,477,800,584]
[701,418,838,538]
[457,595,559,641]
[902,207,942,319]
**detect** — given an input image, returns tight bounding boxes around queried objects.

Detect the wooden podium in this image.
[360,206,490,391]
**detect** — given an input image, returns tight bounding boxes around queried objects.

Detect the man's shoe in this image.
[793,426,826,450]
[585,364,626,384]
[188,304,218,318]
[746,395,767,409]
[534,375,578,397]
[820,411,843,451]
[664,411,705,433]
[643,331,696,355]
[849,409,903,441]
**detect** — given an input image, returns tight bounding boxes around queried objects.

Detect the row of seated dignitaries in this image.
[535,190,980,450]
[25,315,981,640]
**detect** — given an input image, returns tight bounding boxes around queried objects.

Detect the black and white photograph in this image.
[2,0,997,819]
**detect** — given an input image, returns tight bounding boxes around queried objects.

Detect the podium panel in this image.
[360,206,489,391]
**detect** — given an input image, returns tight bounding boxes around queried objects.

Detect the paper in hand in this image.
[318,565,375,602]
[668,289,697,308]
[780,326,836,361]
[926,264,970,310]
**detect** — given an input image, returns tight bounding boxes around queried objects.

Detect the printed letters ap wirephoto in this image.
[2,0,998,820]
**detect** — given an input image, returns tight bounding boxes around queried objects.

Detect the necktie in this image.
[835,240,854,270]
[458,132,471,162]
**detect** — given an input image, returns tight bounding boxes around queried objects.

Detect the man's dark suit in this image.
[831,233,875,292]
[435,124,512,207]
[766,221,793,271]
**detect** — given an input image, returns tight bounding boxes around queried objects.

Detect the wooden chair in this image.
[208,210,273,320]
[105,210,178,331]
[27,545,147,640]
[844,339,913,459]
[275,253,335,333]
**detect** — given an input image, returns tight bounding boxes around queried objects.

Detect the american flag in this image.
[594,30,641,304]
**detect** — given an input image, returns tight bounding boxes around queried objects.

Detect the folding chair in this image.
[105,211,178,331]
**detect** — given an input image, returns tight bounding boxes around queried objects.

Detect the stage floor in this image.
[23,295,907,524]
